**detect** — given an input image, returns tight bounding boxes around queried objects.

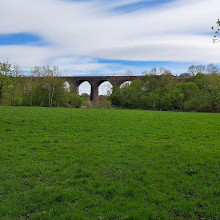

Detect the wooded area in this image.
[1,62,220,112]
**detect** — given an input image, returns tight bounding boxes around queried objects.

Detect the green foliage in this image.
[110,74,220,112]
[98,95,112,108]
[141,92,159,110]
[13,96,24,106]
[63,92,84,108]
[177,82,199,99]
[0,62,13,82]
[0,62,13,104]
[109,86,121,106]
[0,107,219,219]
[1,64,83,108]
[1,76,83,108]
[1,62,220,112]
[120,80,145,109]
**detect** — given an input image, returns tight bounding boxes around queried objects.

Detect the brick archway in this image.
[60,75,145,104]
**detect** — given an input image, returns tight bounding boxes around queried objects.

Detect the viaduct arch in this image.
[60,75,145,104]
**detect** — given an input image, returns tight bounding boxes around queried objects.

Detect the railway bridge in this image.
[60,75,145,103]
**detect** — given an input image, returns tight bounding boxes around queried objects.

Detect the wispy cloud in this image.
[0,0,219,74]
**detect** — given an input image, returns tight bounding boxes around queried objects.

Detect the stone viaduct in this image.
[59,75,145,103]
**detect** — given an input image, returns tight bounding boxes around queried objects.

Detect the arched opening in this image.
[99,81,113,96]
[64,81,71,92]
[120,81,132,89]
[98,81,113,107]
[78,81,92,104]
[79,81,91,96]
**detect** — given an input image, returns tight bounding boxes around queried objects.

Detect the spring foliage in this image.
[110,73,220,112]
[0,64,83,108]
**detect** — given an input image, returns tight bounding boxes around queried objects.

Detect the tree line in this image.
[1,61,220,112]
[0,63,83,108]
[110,65,220,113]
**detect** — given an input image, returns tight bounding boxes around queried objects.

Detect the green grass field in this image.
[0,107,219,219]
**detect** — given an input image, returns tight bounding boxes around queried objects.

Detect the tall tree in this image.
[206,64,219,74]
[148,67,157,75]
[33,65,65,107]
[125,69,133,76]
[158,67,171,75]
[0,62,13,104]
[195,65,206,74]
[187,65,196,75]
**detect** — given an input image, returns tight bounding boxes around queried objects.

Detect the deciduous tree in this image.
[212,19,220,42]
[0,62,13,104]
[206,63,219,74]
[187,65,196,75]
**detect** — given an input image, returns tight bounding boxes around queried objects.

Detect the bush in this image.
[98,95,112,108]
[110,75,220,112]
[13,96,23,106]
[141,92,159,110]
[63,93,84,108]
[183,98,200,112]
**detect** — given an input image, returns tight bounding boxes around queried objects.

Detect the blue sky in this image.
[0,33,47,46]
[113,0,176,13]
[0,0,219,77]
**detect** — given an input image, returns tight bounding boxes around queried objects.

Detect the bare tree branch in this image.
[212,19,220,43]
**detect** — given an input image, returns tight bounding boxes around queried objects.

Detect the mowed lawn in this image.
[0,107,219,219]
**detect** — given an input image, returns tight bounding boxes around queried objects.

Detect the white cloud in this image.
[0,45,55,67]
[0,0,220,73]
[50,56,144,76]
[50,56,109,75]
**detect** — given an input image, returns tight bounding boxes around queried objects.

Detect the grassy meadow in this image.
[0,106,219,219]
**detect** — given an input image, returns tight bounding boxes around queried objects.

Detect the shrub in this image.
[98,95,112,108]
[63,93,83,108]
[13,96,23,106]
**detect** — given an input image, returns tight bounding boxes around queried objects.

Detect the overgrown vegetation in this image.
[1,62,220,112]
[0,107,219,219]
[0,63,83,108]
[110,72,220,112]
